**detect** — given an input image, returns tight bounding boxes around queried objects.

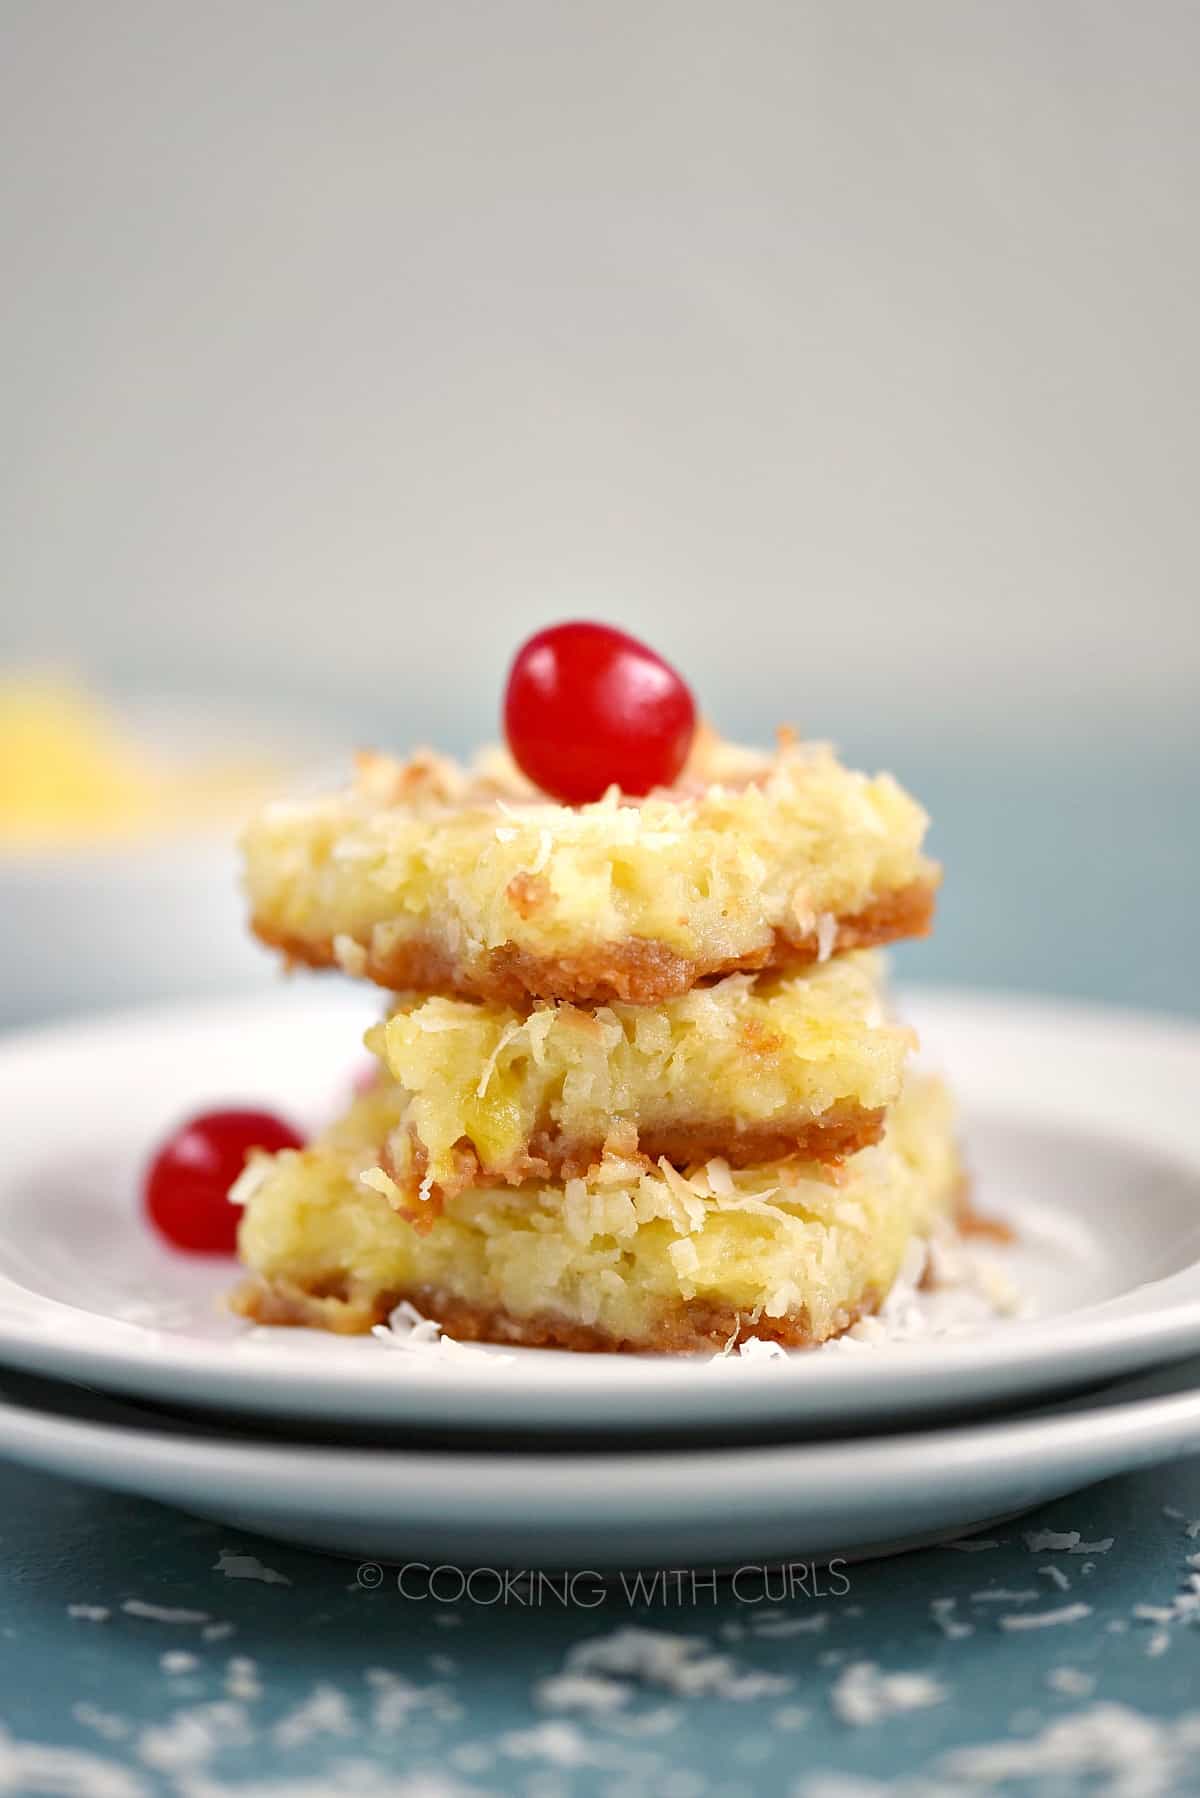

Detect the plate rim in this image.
[0,1355,1198,1505]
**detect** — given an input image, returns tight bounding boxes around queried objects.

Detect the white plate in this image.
[1,1357,1199,1564]
[1,986,1199,1438]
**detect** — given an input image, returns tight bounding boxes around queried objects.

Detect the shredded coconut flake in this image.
[530,828,553,874]
[998,1603,1093,1631]
[535,1673,631,1716]
[224,1656,263,1702]
[227,1155,277,1209]
[272,1683,355,1750]
[830,1662,947,1726]
[122,1601,211,1626]
[1046,1666,1097,1697]
[137,1701,252,1771]
[0,1724,146,1797]
[497,1720,609,1768]
[72,1704,130,1744]
[667,1237,700,1281]
[1024,1528,1081,1553]
[159,1652,198,1676]
[213,1549,291,1586]
[773,1705,811,1732]
[475,1020,524,1098]
[753,1613,829,1638]
[737,1336,789,1362]
[930,1597,973,1640]
[1023,1528,1114,1555]
[704,1157,734,1197]
[332,932,368,977]
[371,1299,516,1365]
[566,1627,789,1701]
[814,1224,1025,1357]
[937,1703,1200,1793]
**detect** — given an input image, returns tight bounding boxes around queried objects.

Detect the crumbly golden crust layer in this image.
[376,1108,886,1230]
[254,879,937,1007]
[230,1274,882,1354]
[427,1107,886,1191]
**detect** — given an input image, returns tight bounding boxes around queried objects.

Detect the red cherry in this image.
[503,621,697,803]
[144,1108,303,1254]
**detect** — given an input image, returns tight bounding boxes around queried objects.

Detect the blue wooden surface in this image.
[2,1461,1199,1795]
[1,740,1199,1795]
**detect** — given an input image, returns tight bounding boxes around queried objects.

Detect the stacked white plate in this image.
[1,985,1199,1565]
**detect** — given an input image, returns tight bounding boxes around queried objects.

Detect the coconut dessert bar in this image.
[232,1072,960,1353]
[244,732,938,1009]
[368,953,912,1206]
[233,622,961,1355]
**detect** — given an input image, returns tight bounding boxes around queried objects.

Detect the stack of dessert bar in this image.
[232,731,957,1352]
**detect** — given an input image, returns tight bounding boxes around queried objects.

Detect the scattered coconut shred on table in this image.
[998,1603,1094,1632]
[212,1548,291,1586]
[829,1662,948,1726]
[971,1588,1040,1604]
[0,1726,147,1798]
[1023,1527,1115,1555]
[121,1600,211,1626]
[72,1701,130,1744]
[159,1651,198,1677]
[224,1657,263,1702]
[1046,1666,1097,1698]
[930,1597,973,1640]
[546,1627,792,1703]
[800,1705,1200,1798]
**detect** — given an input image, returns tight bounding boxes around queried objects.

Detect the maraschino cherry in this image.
[144,1108,303,1253]
[503,621,696,803]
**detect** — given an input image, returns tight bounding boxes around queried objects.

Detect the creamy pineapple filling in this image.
[370,953,913,1203]
[232,1073,959,1353]
[243,732,938,1007]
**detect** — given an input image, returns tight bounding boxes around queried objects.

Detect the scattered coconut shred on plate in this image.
[371,1300,516,1365]
[728,1227,1029,1364]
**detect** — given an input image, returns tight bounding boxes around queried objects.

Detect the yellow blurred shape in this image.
[0,675,282,847]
